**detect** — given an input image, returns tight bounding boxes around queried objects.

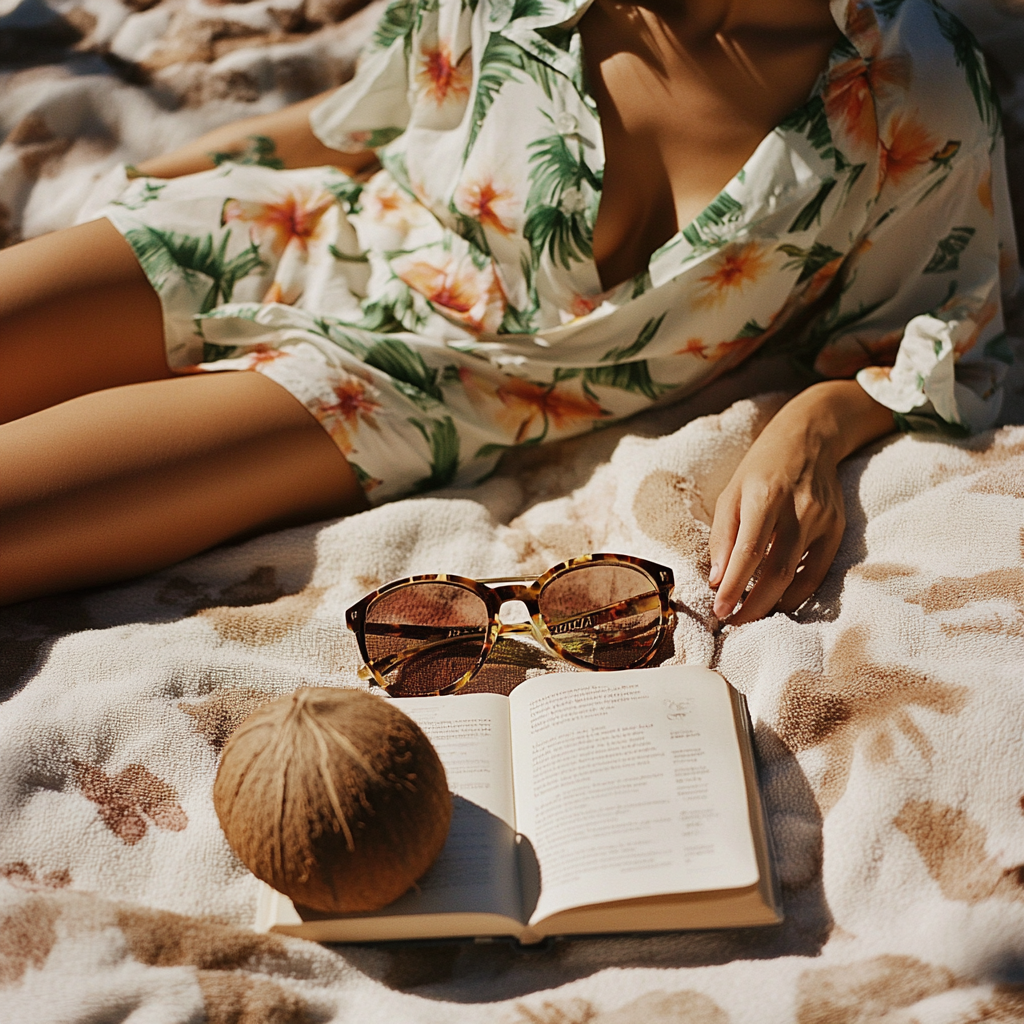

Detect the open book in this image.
[256,665,780,943]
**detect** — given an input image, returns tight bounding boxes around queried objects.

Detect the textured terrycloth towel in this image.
[4,0,1024,1020]
[5,387,1024,1022]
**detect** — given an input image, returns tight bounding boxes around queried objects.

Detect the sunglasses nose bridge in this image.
[493,585,545,644]
[490,582,534,603]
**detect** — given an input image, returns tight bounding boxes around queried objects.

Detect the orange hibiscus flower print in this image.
[367,182,405,217]
[824,53,911,153]
[978,169,994,215]
[878,113,940,190]
[243,344,289,369]
[858,364,893,385]
[312,375,381,454]
[454,177,516,236]
[675,337,708,358]
[360,174,430,232]
[223,189,337,304]
[570,294,599,317]
[954,300,998,357]
[558,292,605,325]
[841,0,882,49]
[222,189,336,257]
[458,369,607,443]
[394,251,507,333]
[417,43,472,107]
[693,242,773,309]
[497,377,606,439]
[708,335,769,363]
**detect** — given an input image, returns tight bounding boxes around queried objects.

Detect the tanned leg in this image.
[0,370,368,606]
[0,218,367,604]
[0,218,171,424]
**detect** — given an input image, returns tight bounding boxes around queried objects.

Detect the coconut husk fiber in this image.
[213,687,452,913]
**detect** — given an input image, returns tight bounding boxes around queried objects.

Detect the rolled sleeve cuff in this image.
[855,314,1005,434]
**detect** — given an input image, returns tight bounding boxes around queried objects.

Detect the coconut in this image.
[213,687,452,913]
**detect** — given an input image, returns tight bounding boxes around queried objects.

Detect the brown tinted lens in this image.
[364,582,489,695]
[538,563,663,668]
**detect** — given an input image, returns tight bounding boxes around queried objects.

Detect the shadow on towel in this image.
[0,525,322,704]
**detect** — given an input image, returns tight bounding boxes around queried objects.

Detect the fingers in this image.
[774,520,845,614]
[710,484,845,625]
[712,488,780,620]
[723,506,803,625]
[718,501,844,626]
[708,490,740,589]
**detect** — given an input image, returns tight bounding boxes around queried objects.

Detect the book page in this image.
[349,693,522,923]
[509,666,760,926]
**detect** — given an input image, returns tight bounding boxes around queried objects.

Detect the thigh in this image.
[0,218,170,424]
[0,370,367,605]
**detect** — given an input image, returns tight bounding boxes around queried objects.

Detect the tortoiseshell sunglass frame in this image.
[345,552,676,697]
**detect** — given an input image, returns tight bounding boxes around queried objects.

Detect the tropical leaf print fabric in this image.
[102,0,1019,503]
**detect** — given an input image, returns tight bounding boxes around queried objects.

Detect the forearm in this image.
[777,378,897,469]
[133,92,378,179]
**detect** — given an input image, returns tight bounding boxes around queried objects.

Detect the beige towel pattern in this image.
[4,0,1024,1018]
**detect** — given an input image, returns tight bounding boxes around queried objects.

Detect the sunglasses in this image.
[345,553,675,697]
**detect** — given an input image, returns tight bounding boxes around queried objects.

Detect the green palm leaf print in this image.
[736,319,766,339]
[777,96,837,163]
[523,131,599,268]
[464,34,560,160]
[788,178,837,233]
[681,190,743,251]
[600,314,666,363]
[795,296,887,370]
[112,181,165,210]
[500,299,537,334]
[311,317,370,356]
[933,6,1000,138]
[124,225,265,313]
[526,133,599,203]
[923,226,975,274]
[210,135,284,169]
[363,337,444,406]
[523,203,592,269]
[410,416,460,491]
[777,242,843,282]
[372,0,417,50]
[358,283,427,333]
[511,0,545,18]
[583,362,672,401]
[450,209,492,258]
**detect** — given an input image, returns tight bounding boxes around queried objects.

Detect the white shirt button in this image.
[555,112,579,136]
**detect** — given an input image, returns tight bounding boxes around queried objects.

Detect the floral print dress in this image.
[101,0,1019,504]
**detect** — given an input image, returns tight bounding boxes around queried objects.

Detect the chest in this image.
[579,1,841,288]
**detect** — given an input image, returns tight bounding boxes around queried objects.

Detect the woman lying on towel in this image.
[0,0,1017,621]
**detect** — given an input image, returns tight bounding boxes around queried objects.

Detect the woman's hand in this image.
[708,380,896,625]
[133,91,379,180]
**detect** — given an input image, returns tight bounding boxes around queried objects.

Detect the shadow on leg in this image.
[0,370,368,605]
